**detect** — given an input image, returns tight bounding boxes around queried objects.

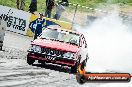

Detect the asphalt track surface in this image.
[0,31,104,87]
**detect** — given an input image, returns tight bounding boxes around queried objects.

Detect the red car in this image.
[27,26,89,73]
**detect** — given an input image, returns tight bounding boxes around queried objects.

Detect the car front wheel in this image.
[71,60,80,73]
[27,57,35,65]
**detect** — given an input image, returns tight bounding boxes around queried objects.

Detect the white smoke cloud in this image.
[74,10,132,73]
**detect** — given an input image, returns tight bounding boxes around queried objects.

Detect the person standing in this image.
[16,0,26,10]
[29,14,45,40]
[0,16,6,50]
[29,0,37,13]
[54,0,69,20]
[45,0,55,18]
[16,0,20,9]
[20,0,26,10]
[60,0,69,6]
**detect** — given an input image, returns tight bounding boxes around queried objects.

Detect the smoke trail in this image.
[74,10,132,73]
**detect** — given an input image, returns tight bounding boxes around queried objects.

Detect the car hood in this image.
[32,39,79,53]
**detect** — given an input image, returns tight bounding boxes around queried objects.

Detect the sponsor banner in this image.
[76,64,131,84]
[27,14,72,37]
[85,73,131,82]
[77,73,131,84]
[0,5,31,35]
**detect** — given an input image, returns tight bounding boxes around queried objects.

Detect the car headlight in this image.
[31,45,36,51]
[28,45,35,51]
[31,45,41,53]
[35,45,41,53]
[63,52,75,59]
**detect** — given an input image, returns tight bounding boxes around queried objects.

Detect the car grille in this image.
[29,47,76,65]
[41,47,65,57]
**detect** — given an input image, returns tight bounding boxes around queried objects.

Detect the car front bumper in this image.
[27,52,76,67]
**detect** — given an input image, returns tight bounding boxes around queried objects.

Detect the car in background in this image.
[27,26,89,73]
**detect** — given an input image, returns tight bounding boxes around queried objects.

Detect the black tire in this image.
[71,60,79,73]
[73,58,87,73]
[77,75,86,84]
[41,62,46,65]
[84,58,87,67]
[27,57,35,65]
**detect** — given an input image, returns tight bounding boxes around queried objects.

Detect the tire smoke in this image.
[74,10,132,73]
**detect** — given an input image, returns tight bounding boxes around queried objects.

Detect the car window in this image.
[40,29,59,40]
[39,28,80,46]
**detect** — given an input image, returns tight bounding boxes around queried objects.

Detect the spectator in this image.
[59,0,69,6]
[29,14,45,40]
[54,0,69,20]
[29,0,37,13]
[0,16,6,50]
[45,0,55,18]
[20,0,26,10]
[16,0,26,10]
[16,0,20,9]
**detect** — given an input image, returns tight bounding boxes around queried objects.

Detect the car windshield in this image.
[39,28,80,46]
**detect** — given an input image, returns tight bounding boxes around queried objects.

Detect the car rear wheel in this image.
[27,57,35,65]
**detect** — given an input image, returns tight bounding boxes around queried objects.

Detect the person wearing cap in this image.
[29,14,45,40]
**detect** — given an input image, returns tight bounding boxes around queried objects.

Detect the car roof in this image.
[46,25,82,35]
